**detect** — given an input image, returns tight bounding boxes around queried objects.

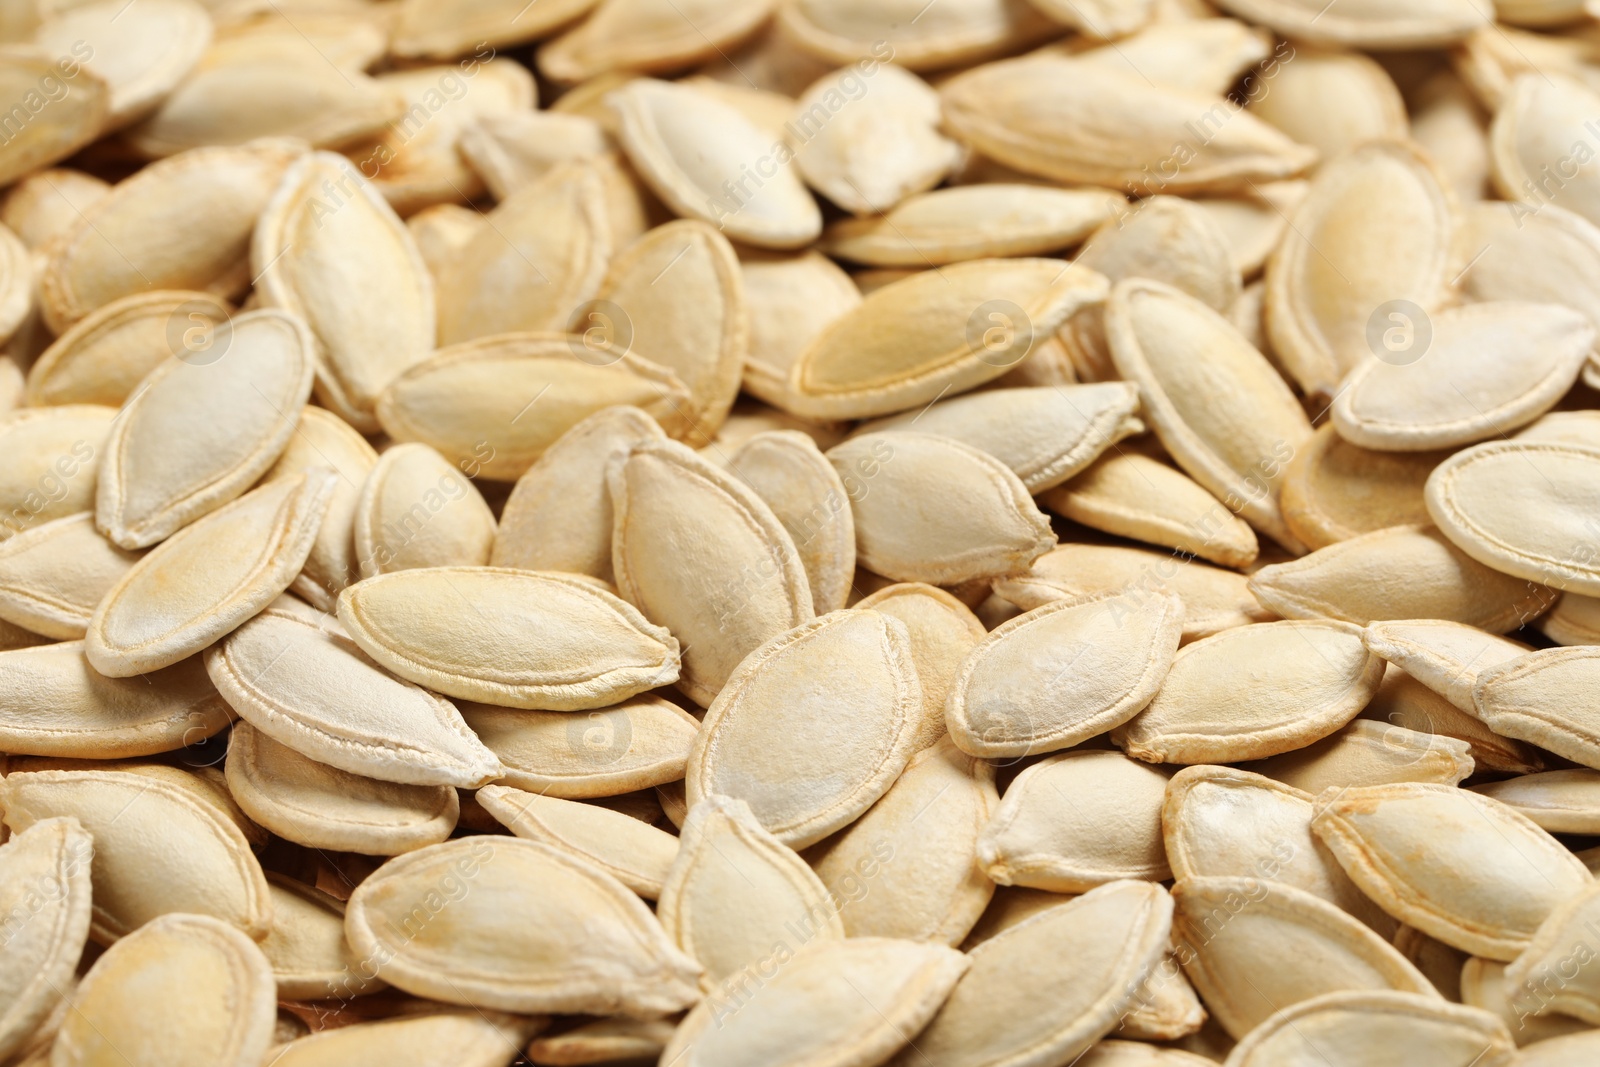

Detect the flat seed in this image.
[1458,956,1588,1046]
[338,566,679,711]
[854,582,985,751]
[1362,619,1529,712]
[344,836,702,1015]
[1247,524,1555,631]
[39,138,306,332]
[52,913,275,1067]
[0,168,110,250]
[0,512,139,638]
[1365,663,1542,776]
[0,405,115,541]
[207,606,502,788]
[979,750,1171,891]
[1243,717,1476,794]
[1491,73,1600,228]
[947,590,1182,758]
[939,55,1315,192]
[476,784,677,898]
[1054,18,1272,95]
[855,382,1142,493]
[353,443,495,578]
[1192,180,1304,277]
[727,430,854,614]
[390,0,598,59]
[662,937,969,1067]
[33,0,211,129]
[1280,424,1444,549]
[1311,782,1593,959]
[265,1012,539,1067]
[541,0,776,83]
[1222,991,1515,1067]
[610,438,812,705]
[740,249,861,407]
[1075,1041,1216,1066]
[685,609,920,848]
[258,874,382,1001]
[492,405,664,580]
[267,407,377,610]
[460,694,697,799]
[1113,619,1385,765]
[609,78,820,249]
[1172,877,1437,1039]
[890,881,1174,1067]
[1471,769,1600,833]
[253,152,435,431]
[224,721,458,856]
[779,0,1053,71]
[375,332,691,482]
[1426,441,1600,596]
[1542,591,1600,646]
[807,736,998,945]
[828,431,1055,585]
[0,50,108,187]
[25,290,231,408]
[1105,278,1312,552]
[1210,0,1492,47]
[0,818,92,1064]
[0,769,272,942]
[1473,646,1600,771]
[1265,140,1457,396]
[1247,47,1407,164]
[526,1019,673,1067]
[96,308,314,548]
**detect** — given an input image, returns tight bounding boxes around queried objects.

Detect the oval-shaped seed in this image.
[493,405,664,580]
[542,0,774,82]
[993,542,1271,640]
[663,936,969,1067]
[25,290,231,408]
[54,913,275,1067]
[0,51,109,187]
[1194,180,1304,277]
[1543,591,1600,646]
[86,470,333,677]
[728,430,855,615]
[1334,302,1593,451]
[1249,525,1554,631]
[786,258,1108,420]
[855,582,985,751]
[121,20,398,154]
[1471,769,1600,834]
[856,382,1142,493]
[824,183,1125,266]
[207,606,501,788]
[345,836,701,1015]
[1245,717,1477,794]
[1223,990,1515,1067]
[376,332,691,482]
[0,167,110,250]
[39,138,305,332]
[253,152,434,430]
[268,1011,542,1067]
[658,793,841,986]
[392,0,597,59]
[527,1018,673,1067]
[354,443,494,579]
[1213,0,1491,47]
[34,0,211,128]
[225,722,458,856]
[741,249,861,407]
[0,640,230,759]
[338,566,678,711]
[895,880,1174,1067]
[97,308,314,548]
[1311,782,1592,959]
[1280,423,1443,549]
[1369,662,1543,775]
[1041,452,1260,568]
[1458,955,1588,1046]
[1173,877,1437,1039]
[0,768,271,942]
[461,694,697,799]
[978,750,1171,891]
[1427,441,1600,596]
[1164,766,1393,933]
[1113,619,1385,765]
[610,78,819,249]
[0,818,92,1064]
[0,512,139,639]
[1076,1041,1216,1066]
[1061,17,1271,94]
[1106,278,1312,551]
[791,64,960,216]
[1266,140,1457,396]
[433,161,609,346]
[808,736,997,945]
[686,609,919,847]
[0,405,114,541]
[1362,619,1529,713]
[1491,73,1600,228]
[829,432,1054,585]
[610,438,812,705]
[1247,47,1407,164]
[476,784,677,899]
[779,0,1051,71]
[940,55,1314,192]
[1502,878,1600,1027]
[948,590,1182,758]
[267,406,377,610]
[1516,410,1600,449]
[1474,646,1600,771]
[259,874,381,1001]
[1460,204,1600,372]
[597,220,745,445]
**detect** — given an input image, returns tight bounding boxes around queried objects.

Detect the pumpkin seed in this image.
[728,429,855,614]
[268,1011,540,1067]
[1279,424,1444,550]
[0,405,114,541]
[353,443,495,579]
[854,582,986,751]
[778,0,1053,71]
[476,784,678,898]
[1222,990,1515,1067]
[0,49,109,188]
[0,512,138,638]
[1542,591,1600,646]
[1054,18,1272,96]
[258,873,383,1001]
[541,0,776,83]
[1362,618,1529,712]
[1490,73,1600,228]
[740,248,860,408]
[1247,46,1407,165]
[0,168,109,251]
[1367,663,1542,775]
[267,406,377,610]
[0,818,92,1064]
[33,0,212,129]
